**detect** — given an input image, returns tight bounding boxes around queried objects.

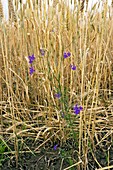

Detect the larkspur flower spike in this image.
[28,54,35,64]
[54,93,61,99]
[67,52,71,57]
[70,64,76,70]
[40,49,45,56]
[73,104,83,115]
[63,52,68,58]
[29,67,35,75]
[63,52,71,59]
[53,144,58,150]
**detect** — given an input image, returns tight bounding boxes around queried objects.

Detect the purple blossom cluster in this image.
[40,49,45,56]
[29,67,35,75]
[28,54,35,75]
[53,144,58,150]
[70,64,76,70]
[73,104,83,115]
[63,52,71,59]
[28,54,35,64]
[54,93,61,99]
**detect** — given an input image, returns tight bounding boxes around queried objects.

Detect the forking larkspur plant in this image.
[26,51,83,151]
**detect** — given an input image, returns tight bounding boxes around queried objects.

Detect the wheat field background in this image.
[0,0,113,169]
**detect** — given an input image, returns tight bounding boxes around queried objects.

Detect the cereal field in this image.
[0,0,113,169]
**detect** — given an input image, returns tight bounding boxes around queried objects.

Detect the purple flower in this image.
[73,104,83,115]
[53,144,58,150]
[54,93,61,99]
[28,54,35,64]
[40,49,45,56]
[63,52,71,59]
[63,52,68,58]
[67,52,71,57]
[29,67,35,75]
[70,64,76,70]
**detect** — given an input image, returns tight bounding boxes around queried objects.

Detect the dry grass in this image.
[0,0,113,169]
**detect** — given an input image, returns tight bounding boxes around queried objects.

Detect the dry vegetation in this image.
[0,0,113,169]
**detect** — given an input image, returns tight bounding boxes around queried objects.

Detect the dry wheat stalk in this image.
[80,0,85,12]
[112,0,113,7]
[0,0,3,20]
[8,0,17,22]
[53,0,59,8]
